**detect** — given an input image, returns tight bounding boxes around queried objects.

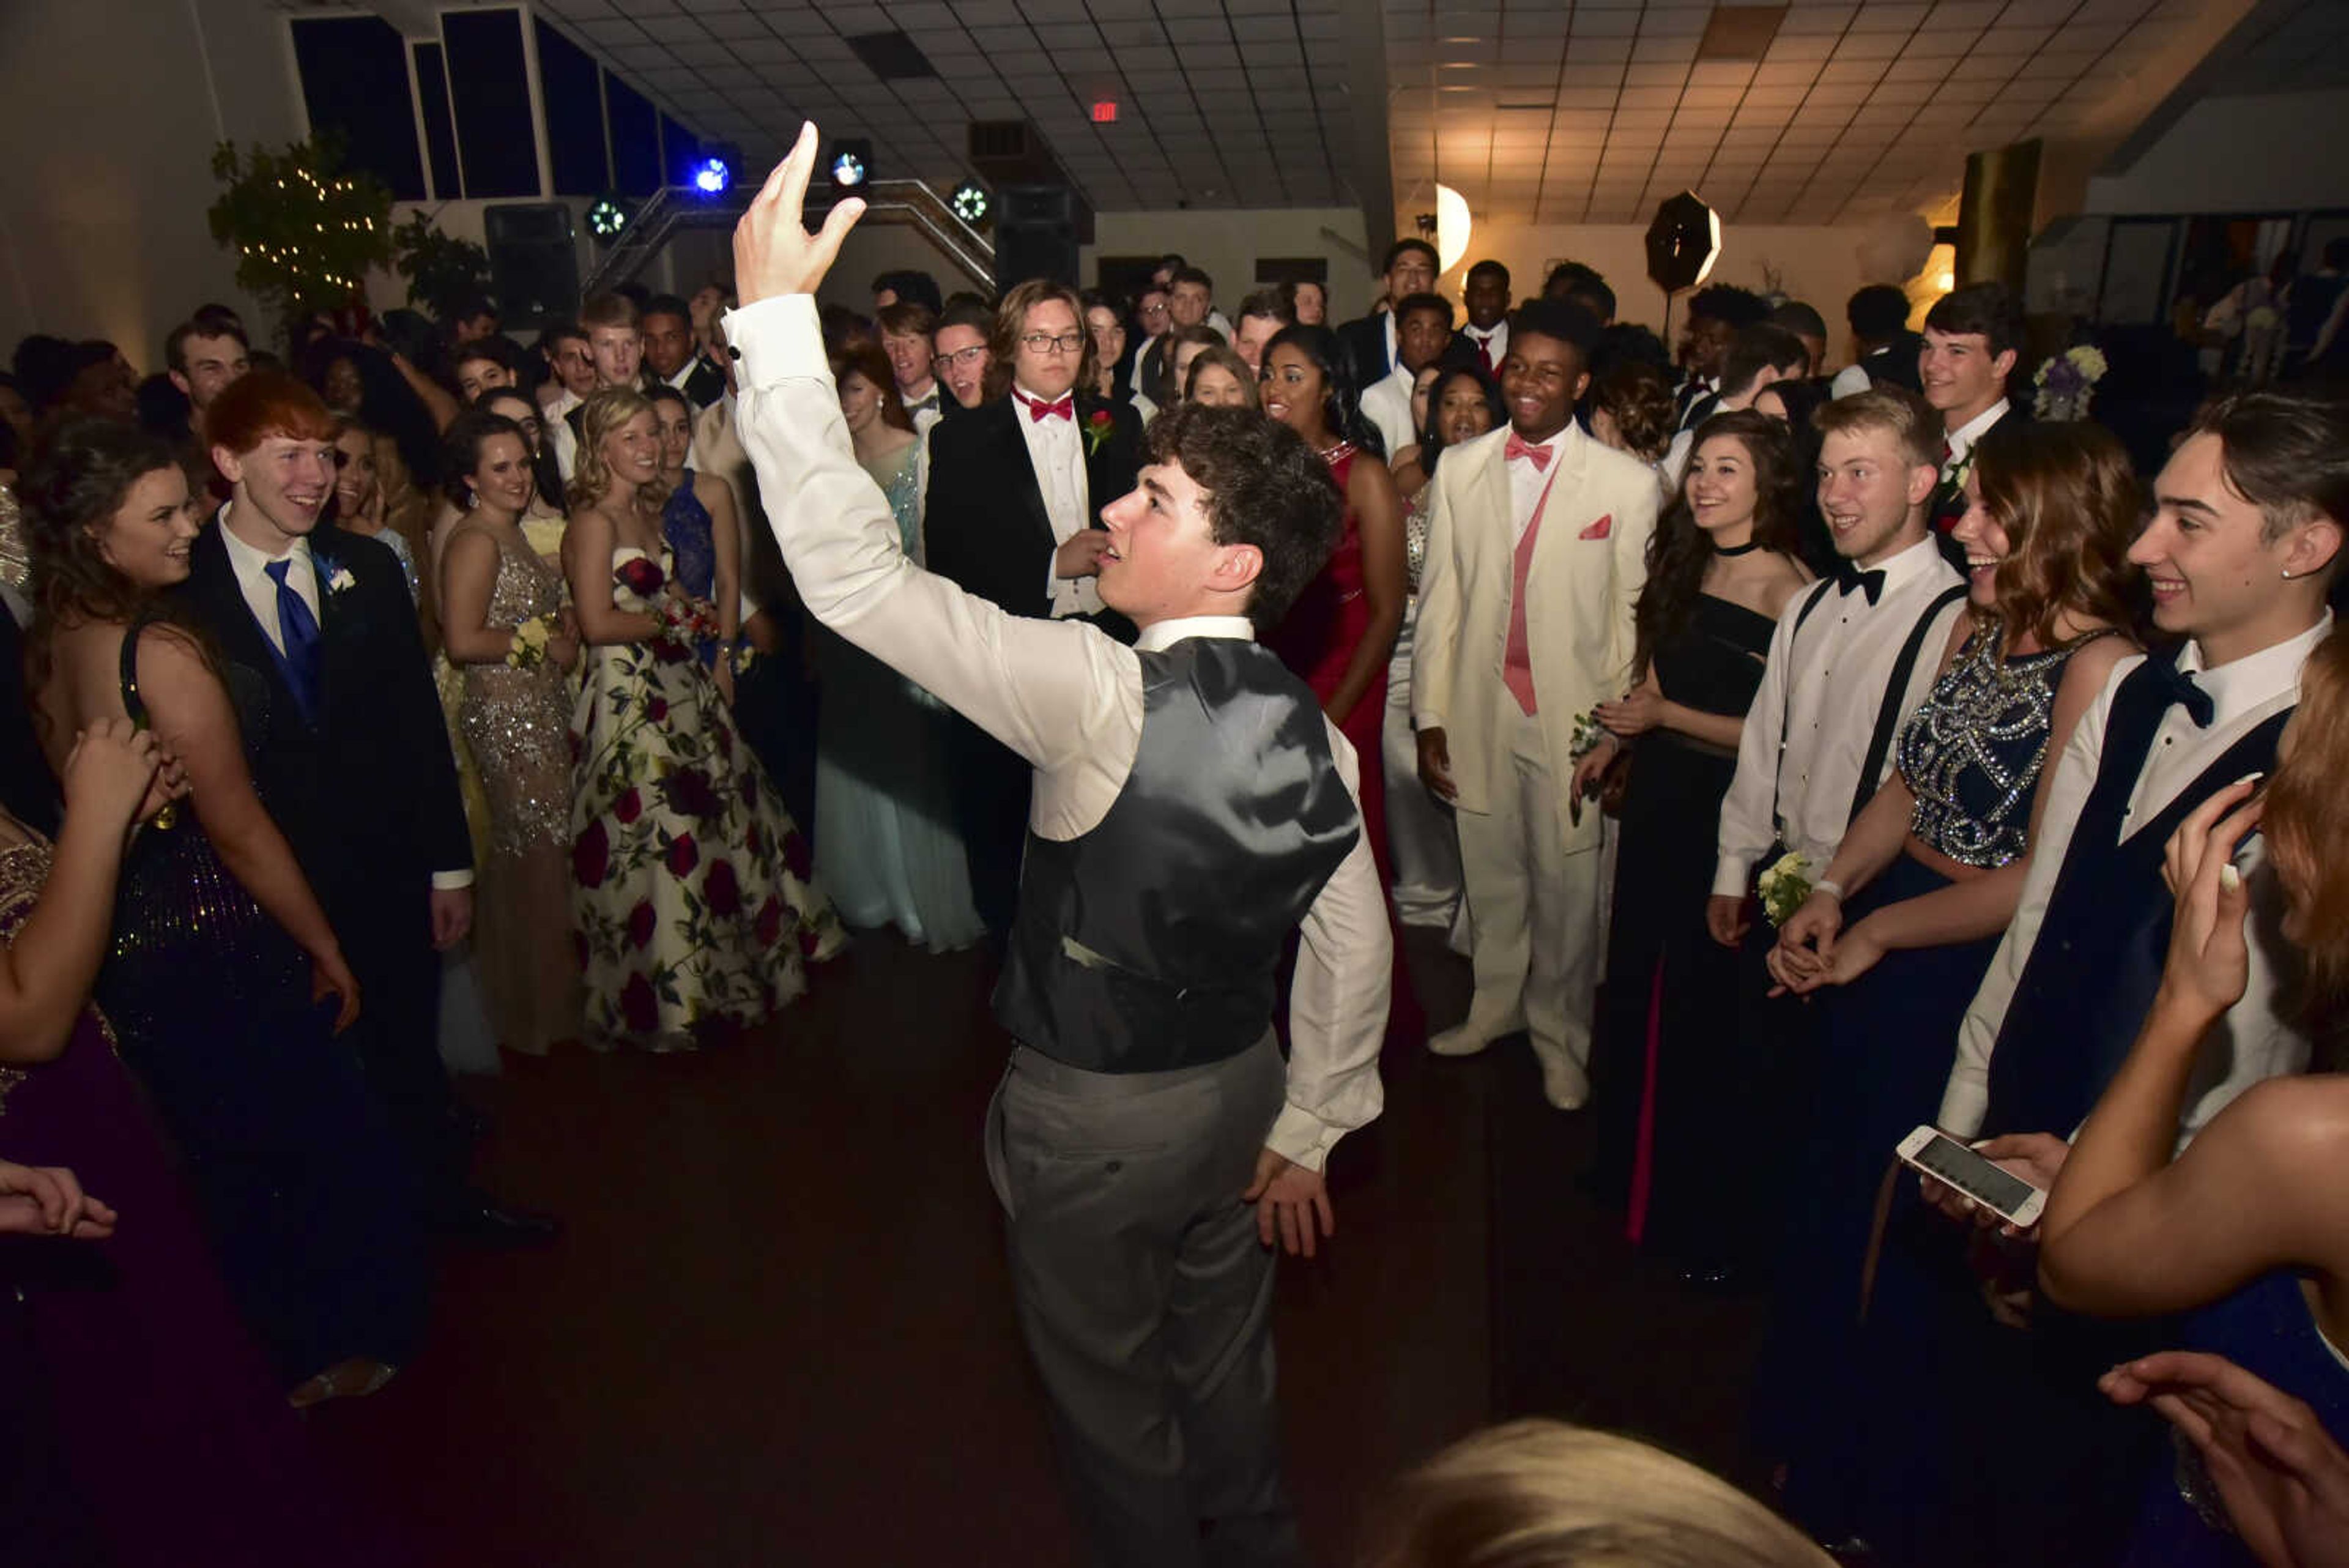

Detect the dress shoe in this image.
[1428,1023,1499,1057]
[1539,1058,1590,1111]
[431,1189,561,1247]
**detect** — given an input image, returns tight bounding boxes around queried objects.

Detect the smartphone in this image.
[1896,1125,2047,1228]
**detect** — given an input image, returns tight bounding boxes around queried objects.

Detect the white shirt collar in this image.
[1135,615,1256,650]
[1861,532,1945,589]
[664,360,697,393]
[1466,321,1504,340]
[1508,423,1568,458]
[2181,612,2334,716]
[548,386,582,416]
[1946,396,2009,456]
[215,503,311,570]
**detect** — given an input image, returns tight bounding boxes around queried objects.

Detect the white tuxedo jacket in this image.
[1411,421,1660,848]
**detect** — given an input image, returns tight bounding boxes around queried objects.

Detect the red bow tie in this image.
[1505,433,1554,471]
[1023,393,1074,423]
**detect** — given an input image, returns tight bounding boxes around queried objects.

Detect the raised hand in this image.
[2156,775,2262,1025]
[732,122,868,306]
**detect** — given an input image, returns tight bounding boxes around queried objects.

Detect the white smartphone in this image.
[1895,1125,2047,1228]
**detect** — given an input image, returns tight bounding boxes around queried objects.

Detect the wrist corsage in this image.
[1756,851,1815,927]
[505,614,554,669]
[1568,710,1609,759]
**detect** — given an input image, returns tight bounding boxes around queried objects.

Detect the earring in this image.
[2282,567,2298,581]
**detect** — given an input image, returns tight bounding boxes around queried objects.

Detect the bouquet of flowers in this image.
[2032,344,2108,422]
[1756,850,1814,927]
[612,551,718,653]
[505,614,554,670]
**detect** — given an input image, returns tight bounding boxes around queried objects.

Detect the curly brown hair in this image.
[17,416,218,735]
[2265,626,2349,1034]
[1970,418,2140,651]
[1590,359,1677,463]
[1633,411,1805,675]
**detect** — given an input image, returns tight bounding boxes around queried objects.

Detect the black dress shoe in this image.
[430,1191,561,1247]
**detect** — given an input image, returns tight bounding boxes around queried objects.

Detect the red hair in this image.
[206,368,338,456]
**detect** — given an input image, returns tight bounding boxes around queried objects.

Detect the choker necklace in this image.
[1713,538,1764,557]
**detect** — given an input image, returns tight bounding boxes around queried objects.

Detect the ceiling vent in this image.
[1694,6,1787,61]
[845,31,936,81]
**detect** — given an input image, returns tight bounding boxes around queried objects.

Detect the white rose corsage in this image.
[1568,710,1609,759]
[1756,851,1814,927]
[314,553,357,595]
[505,614,554,670]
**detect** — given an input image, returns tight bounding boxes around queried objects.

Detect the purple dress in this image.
[0,838,410,1566]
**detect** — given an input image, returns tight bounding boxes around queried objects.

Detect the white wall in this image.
[1082,207,1371,308]
[2086,89,2349,216]
[0,0,300,368]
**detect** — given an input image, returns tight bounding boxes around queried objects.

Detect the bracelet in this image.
[1813,878,1846,902]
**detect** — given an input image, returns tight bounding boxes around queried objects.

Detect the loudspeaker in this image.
[994,184,1079,290]
[483,203,581,324]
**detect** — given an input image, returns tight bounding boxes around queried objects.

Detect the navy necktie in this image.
[264,558,323,719]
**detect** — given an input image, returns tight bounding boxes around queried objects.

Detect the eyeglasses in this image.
[1138,302,1170,318]
[933,344,989,369]
[1020,331,1087,356]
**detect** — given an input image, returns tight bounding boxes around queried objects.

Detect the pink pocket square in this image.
[1578,513,1613,541]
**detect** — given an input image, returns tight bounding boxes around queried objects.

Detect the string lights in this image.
[207,135,393,324]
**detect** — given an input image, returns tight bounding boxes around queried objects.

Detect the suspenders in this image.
[1768,578,1966,842]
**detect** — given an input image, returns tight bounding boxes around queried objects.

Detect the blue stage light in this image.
[692,157,732,196]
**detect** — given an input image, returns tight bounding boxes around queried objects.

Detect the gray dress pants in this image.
[985,1031,1303,1568]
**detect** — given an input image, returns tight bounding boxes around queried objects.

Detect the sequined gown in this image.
[1764,627,2112,1528]
[812,444,985,951]
[91,620,428,1384]
[0,836,411,1567]
[456,522,585,1053]
[571,547,845,1049]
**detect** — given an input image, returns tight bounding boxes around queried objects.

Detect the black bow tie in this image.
[2144,658,2214,728]
[1833,559,1886,604]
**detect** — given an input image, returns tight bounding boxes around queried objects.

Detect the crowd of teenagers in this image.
[4,122,2349,1566]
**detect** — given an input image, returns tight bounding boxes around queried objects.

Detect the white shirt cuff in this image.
[432,869,475,891]
[1711,856,1754,899]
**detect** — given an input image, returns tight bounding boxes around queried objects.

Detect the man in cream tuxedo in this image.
[1412,299,1659,1109]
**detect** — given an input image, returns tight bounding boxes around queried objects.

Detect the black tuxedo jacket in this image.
[922,392,1143,639]
[681,357,729,410]
[179,521,472,916]
[1335,314,1393,398]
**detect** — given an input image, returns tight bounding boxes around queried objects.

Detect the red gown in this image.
[1267,443,1419,1038]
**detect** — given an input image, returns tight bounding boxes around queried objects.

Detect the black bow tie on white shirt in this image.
[2143,659,2215,728]
[1832,559,1886,604]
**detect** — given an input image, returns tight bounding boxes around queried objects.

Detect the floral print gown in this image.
[570,546,844,1048]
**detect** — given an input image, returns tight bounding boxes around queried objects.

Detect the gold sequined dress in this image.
[454,521,584,1054]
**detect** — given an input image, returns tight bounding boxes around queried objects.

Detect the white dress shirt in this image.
[547,385,584,481]
[1012,386,1101,620]
[905,386,943,438]
[727,294,1389,1172]
[1660,426,1696,493]
[1942,396,2008,474]
[1506,426,1566,546]
[1461,321,1508,371]
[216,515,321,654]
[1713,534,1965,896]
[1359,365,1417,461]
[216,510,472,889]
[1937,612,2331,1143]
[1830,360,1874,399]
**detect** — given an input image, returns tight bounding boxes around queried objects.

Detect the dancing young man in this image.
[729,127,1390,1568]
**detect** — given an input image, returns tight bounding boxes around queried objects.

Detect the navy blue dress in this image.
[1767,629,2107,1526]
[661,469,722,668]
[94,619,426,1384]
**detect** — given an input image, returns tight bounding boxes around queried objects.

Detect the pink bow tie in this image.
[1024,394,1074,423]
[1505,433,1553,471]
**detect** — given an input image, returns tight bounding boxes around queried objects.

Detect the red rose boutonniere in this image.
[1084,408,1114,456]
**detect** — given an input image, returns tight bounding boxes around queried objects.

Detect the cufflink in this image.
[727,346,741,361]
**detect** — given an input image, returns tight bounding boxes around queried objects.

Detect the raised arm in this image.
[726,127,1132,774]
[0,719,163,1063]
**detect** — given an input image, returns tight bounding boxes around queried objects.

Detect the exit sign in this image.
[1091,100,1119,123]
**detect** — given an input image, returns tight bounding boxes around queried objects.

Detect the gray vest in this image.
[993,637,1360,1075]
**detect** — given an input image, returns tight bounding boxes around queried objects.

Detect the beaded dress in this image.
[1767,626,2113,1529]
[455,521,584,1053]
[92,617,428,1384]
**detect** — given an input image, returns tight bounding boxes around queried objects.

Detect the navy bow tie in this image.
[2144,658,2214,728]
[1833,559,1886,604]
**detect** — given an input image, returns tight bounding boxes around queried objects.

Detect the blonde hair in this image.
[566,386,667,514]
[1360,1421,1833,1568]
